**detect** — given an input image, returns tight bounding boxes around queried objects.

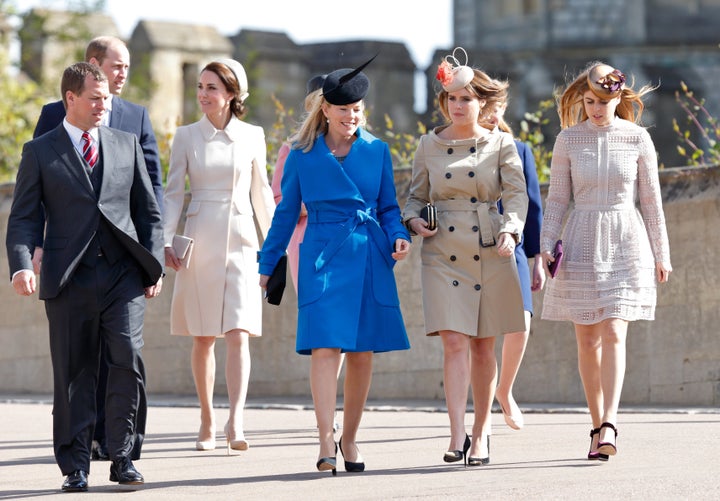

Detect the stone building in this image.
[444,0,720,167]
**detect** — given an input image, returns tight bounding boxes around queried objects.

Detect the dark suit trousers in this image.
[45,254,147,475]
[93,342,147,459]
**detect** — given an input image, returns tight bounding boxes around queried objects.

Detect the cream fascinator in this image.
[587,63,626,99]
[436,47,475,92]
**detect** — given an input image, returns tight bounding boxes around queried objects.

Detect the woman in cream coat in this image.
[164,58,274,453]
[403,48,527,466]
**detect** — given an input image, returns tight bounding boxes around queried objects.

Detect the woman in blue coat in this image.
[258,60,411,475]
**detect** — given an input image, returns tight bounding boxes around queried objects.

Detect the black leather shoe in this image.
[91,440,109,461]
[61,470,88,492]
[109,457,144,485]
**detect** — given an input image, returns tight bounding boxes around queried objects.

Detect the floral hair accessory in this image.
[436,47,475,92]
[587,63,626,99]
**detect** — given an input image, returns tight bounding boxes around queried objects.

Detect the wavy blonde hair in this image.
[556,61,656,128]
[290,96,367,152]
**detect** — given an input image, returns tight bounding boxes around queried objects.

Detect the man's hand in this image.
[145,276,163,298]
[31,247,43,274]
[12,270,36,296]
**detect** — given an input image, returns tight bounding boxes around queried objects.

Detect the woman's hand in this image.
[259,274,270,289]
[408,217,438,238]
[656,262,672,283]
[164,246,181,271]
[540,250,555,277]
[496,232,516,257]
[392,239,411,261]
[531,253,547,291]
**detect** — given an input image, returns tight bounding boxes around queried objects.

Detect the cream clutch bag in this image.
[172,235,194,269]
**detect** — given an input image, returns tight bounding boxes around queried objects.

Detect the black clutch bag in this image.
[265,255,287,305]
[420,203,437,231]
[548,239,563,278]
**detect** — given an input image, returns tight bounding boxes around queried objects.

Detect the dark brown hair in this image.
[61,62,107,108]
[201,62,247,119]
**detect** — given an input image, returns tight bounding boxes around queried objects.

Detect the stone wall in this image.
[1,166,718,406]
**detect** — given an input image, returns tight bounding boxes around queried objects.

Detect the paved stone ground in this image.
[1,396,719,500]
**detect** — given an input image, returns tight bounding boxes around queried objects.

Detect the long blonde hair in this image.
[556,61,656,128]
[290,95,367,152]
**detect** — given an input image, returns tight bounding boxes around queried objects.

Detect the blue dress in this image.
[258,128,411,355]
[501,141,543,315]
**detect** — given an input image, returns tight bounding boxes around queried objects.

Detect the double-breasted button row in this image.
[450,280,482,291]
[444,171,476,179]
[446,147,476,154]
[449,254,481,262]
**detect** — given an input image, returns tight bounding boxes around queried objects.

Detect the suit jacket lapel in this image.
[109,96,123,129]
[51,125,95,197]
[98,127,117,200]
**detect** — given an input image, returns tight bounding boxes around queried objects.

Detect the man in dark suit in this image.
[34,36,163,208]
[33,36,161,462]
[6,62,164,492]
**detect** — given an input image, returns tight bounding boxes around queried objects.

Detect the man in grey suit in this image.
[6,63,164,492]
[33,35,161,461]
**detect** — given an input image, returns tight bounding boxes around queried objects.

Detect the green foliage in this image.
[518,99,554,183]
[672,81,720,167]
[0,49,45,182]
[381,114,427,168]
[265,93,297,174]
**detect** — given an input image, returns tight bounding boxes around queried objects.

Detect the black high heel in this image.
[467,435,490,466]
[338,437,365,472]
[588,427,609,461]
[316,442,337,476]
[443,434,470,465]
[597,422,618,456]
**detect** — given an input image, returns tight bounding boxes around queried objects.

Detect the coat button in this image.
[474,284,481,291]
[470,146,476,153]
[472,226,479,232]
[450,255,456,261]
[474,255,480,261]
[448,226,455,232]
[468,171,475,177]
[470,197,477,203]
[447,148,454,154]
[445,172,452,179]
[452,280,459,286]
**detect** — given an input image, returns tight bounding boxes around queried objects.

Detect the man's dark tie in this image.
[82,131,98,168]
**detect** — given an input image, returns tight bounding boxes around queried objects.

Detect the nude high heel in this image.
[224,423,249,455]
[195,425,216,451]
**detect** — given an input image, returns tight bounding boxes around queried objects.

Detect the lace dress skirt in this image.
[541,203,658,324]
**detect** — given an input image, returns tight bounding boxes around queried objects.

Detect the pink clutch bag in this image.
[548,239,563,278]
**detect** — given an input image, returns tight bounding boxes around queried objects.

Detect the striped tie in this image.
[82,131,98,168]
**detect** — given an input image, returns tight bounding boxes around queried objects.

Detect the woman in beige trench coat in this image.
[403,48,527,466]
[164,58,275,453]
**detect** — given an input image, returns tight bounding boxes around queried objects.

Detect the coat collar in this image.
[199,114,244,142]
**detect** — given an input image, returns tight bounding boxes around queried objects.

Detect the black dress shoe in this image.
[109,457,144,485]
[91,440,109,461]
[61,470,88,492]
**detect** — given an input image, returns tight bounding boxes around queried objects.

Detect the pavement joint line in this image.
[2,395,718,414]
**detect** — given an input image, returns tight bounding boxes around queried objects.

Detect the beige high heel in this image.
[224,423,249,455]
[195,425,216,451]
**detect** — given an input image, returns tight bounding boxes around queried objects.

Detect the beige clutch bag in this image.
[172,235,194,269]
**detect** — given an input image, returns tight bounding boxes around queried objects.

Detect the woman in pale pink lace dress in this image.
[540,62,672,461]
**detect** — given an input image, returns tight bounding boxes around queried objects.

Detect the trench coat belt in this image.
[435,199,497,247]
[309,208,394,271]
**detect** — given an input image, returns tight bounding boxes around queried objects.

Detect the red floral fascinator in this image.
[436,47,475,92]
[587,63,626,99]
